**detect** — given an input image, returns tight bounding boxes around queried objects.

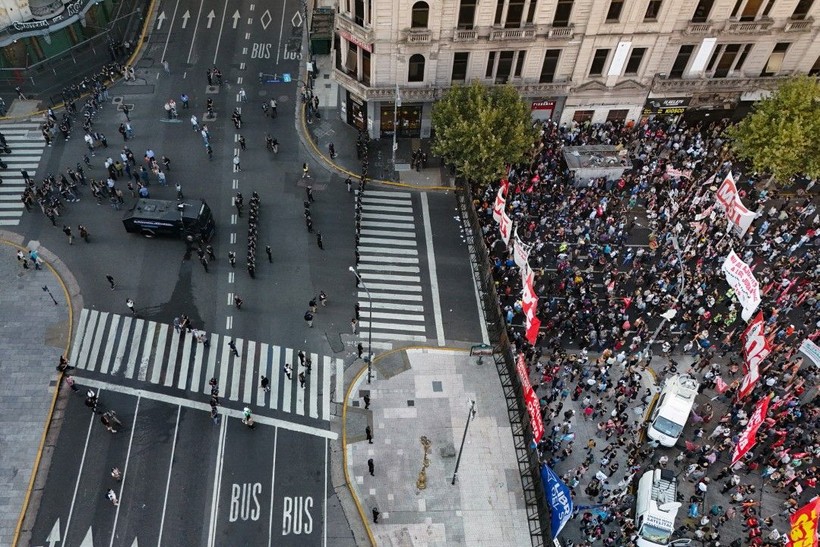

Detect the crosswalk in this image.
[68,309,343,422]
[0,120,46,226]
[358,190,429,350]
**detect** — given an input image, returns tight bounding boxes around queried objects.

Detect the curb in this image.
[1,237,76,547]
[297,101,452,193]
[341,346,469,545]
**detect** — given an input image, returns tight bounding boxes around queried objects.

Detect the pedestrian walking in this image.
[162,59,170,74]
[351,318,358,334]
[372,508,380,523]
[328,142,337,159]
[260,375,270,392]
[228,339,239,357]
[319,291,328,307]
[234,295,243,309]
[309,297,317,313]
[298,350,305,366]
[304,310,314,328]
[366,425,373,444]
[266,245,272,263]
[238,135,246,151]
[191,115,199,131]
[111,467,122,481]
[233,154,241,172]
[206,245,216,260]
[242,407,255,429]
[283,363,293,379]
[302,163,310,179]
[238,88,247,102]
[107,489,119,506]
[200,256,209,272]
[363,394,370,409]
[228,251,236,267]
[126,298,136,315]
[316,232,323,250]
[298,372,306,388]
[306,186,314,203]
[367,458,374,476]
[357,343,364,359]
[180,93,189,109]
[63,225,73,244]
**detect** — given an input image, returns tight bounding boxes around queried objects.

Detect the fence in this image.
[456,178,552,545]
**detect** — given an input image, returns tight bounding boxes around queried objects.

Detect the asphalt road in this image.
[21,0,486,543]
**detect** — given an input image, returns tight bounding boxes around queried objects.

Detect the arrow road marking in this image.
[80,527,94,547]
[206,10,215,28]
[131,539,139,547]
[44,518,60,547]
[232,10,240,28]
[156,11,166,30]
[181,10,190,28]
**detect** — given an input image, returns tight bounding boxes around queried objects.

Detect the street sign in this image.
[469,344,493,356]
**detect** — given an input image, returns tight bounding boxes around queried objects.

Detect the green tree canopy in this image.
[432,82,537,184]
[727,75,820,185]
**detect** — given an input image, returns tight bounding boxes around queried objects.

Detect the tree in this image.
[432,82,537,184]
[727,75,820,186]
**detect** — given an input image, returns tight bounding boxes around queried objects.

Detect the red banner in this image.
[516,354,544,444]
[715,172,756,235]
[731,396,769,465]
[492,183,507,224]
[738,312,770,400]
[788,497,820,547]
[714,376,729,393]
[499,208,513,246]
[522,268,540,345]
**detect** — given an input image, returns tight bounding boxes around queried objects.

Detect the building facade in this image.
[327,0,819,139]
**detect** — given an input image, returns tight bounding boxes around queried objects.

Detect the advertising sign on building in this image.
[642,97,691,116]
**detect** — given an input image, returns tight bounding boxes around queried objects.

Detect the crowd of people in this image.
[472,115,818,546]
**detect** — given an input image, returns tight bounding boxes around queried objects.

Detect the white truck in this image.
[647,374,700,447]
[634,469,691,547]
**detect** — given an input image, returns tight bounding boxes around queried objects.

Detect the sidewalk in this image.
[341,347,531,546]
[0,231,81,547]
[301,55,451,190]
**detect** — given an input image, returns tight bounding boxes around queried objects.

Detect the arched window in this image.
[411,1,429,28]
[408,54,426,82]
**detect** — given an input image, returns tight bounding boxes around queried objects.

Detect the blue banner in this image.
[541,464,574,539]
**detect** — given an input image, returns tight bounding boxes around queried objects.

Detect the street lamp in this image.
[641,231,687,363]
[392,84,401,166]
[451,399,477,485]
[349,266,373,384]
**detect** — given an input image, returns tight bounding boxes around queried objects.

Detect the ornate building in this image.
[326,0,819,138]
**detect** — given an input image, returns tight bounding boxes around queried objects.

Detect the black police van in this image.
[123,199,215,241]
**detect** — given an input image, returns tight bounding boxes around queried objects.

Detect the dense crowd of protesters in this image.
[472,115,819,546]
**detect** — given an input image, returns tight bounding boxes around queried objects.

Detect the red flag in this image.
[738,312,770,400]
[623,296,633,309]
[526,316,541,345]
[714,376,729,393]
[731,396,769,465]
[788,497,820,547]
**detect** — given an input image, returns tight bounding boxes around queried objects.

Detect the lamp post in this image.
[392,84,401,166]
[349,266,373,383]
[641,231,686,363]
[451,399,477,485]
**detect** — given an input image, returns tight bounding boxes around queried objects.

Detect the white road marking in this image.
[160,0,182,62]
[358,255,419,263]
[359,229,417,238]
[358,291,423,301]
[109,396,141,547]
[230,338,242,400]
[360,273,421,283]
[321,355,331,421]
[88,312,109,374]
[367,332,427,341]
[357,246,418,256]
[365,282,423,292]
[111,316,132,374]
[177,331,193,389]
[270,345,280,410]
[137,319,154,381]
[63,391,98,543]
[186,0,206,64]
[203,333,220,394]
[124,318,144,379]
[421,193,446,345]
[207,412,227,547]
[360,301,424,312]
[275,0,286,65]
[267,427,278,547]
[357,263,420,273]
[151,323,168,384]
[212,0,230,65]
[164,328,180,387]
[367,311,426,321]
[157,405,181,545]
[359,321,426,332]
[243,340,256,403]
[359,220,416,230]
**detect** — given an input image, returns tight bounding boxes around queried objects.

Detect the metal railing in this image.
[456,178,551,546]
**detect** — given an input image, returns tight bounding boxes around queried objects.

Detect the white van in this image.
[647,374,699,447]
[634,469,691,547]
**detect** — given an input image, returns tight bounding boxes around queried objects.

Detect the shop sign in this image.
[12,0,87,33]
[642,97,690,116]
[531,100,556,111]
[338,29,372,53]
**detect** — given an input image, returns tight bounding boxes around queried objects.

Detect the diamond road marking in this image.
[260,9,272,30]
[291,11,303,27]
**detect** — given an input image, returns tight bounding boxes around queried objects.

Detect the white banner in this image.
[721,250,761,322]
[492,186,506,224]
[799,338,820,368]
[714,173,756,236]
[514,233,531,270]
[499,209,513,246]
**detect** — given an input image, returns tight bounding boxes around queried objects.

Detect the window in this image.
[792,0,814,19]
[553,0,573,26]
[346,41,358,75]
[730,0,743,17]
[362,50,371,86]
[506,0,526,27]
[496,51,515,83]
[494,0,505,25]
[458,0,477,29]
[452,52,469,82]
[354,0,365,25]
[761,42,789,76]
[607,109,629,123]
[809,55,820,75]
[526,0,538,23]
[540,49,561,82]
[606,0,624,21]
[411,1,429,28]
[572,110,594,123]
[486,52,496,78]
[735,44,752,71]
[762,0,776,16]
[625,47,646,74]
[669,44,694,78]
[589,48,610,76]
[739,0,764,20]
[645,0,663,20]
[692,0,714,22]
[514,50,526,77]
[713,44,740,78]
[408,54,425,82]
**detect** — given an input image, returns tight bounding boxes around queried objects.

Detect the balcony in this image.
[513,81,573,97]
[785,16,814,32]
[489,26,537,41]
[724,17,774,33]
[335,12,374,46]
[683,21,717,34]
[453,28,478,42]
[545,25,574,39]
[651,73,791,93]
[404,29,432,43]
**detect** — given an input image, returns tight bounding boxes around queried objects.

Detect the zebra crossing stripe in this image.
[357,264,420,273]
[76,310,98,373]
[321,356,332,421]
[358,255,419,264]
[282,347,293,411]
[204,333,219,393]
[189,323,203,387]
[367,332,426,342]
[125,318,145,380]
[360,213,414,222]
[357,246,418,256]
[358,291,423,301]
[362,205,413,214]
[360,301,425,312]
[137,320,154,381]
[366,282,423,292]
[360,273,421,283]
[152,323,169,384]
[244,340,256,404]
[270,344,281,410]
[88,312,109,375]
[177,331,193,389]
[360,321,426,332]
[230,339,242,401]
[219,338,231,398]
[112,316,132,375]
[360,220,416,230]
[360,229,416,239]
[164,327,180,387]
[368,311,426,321]
[366,190,411,197]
